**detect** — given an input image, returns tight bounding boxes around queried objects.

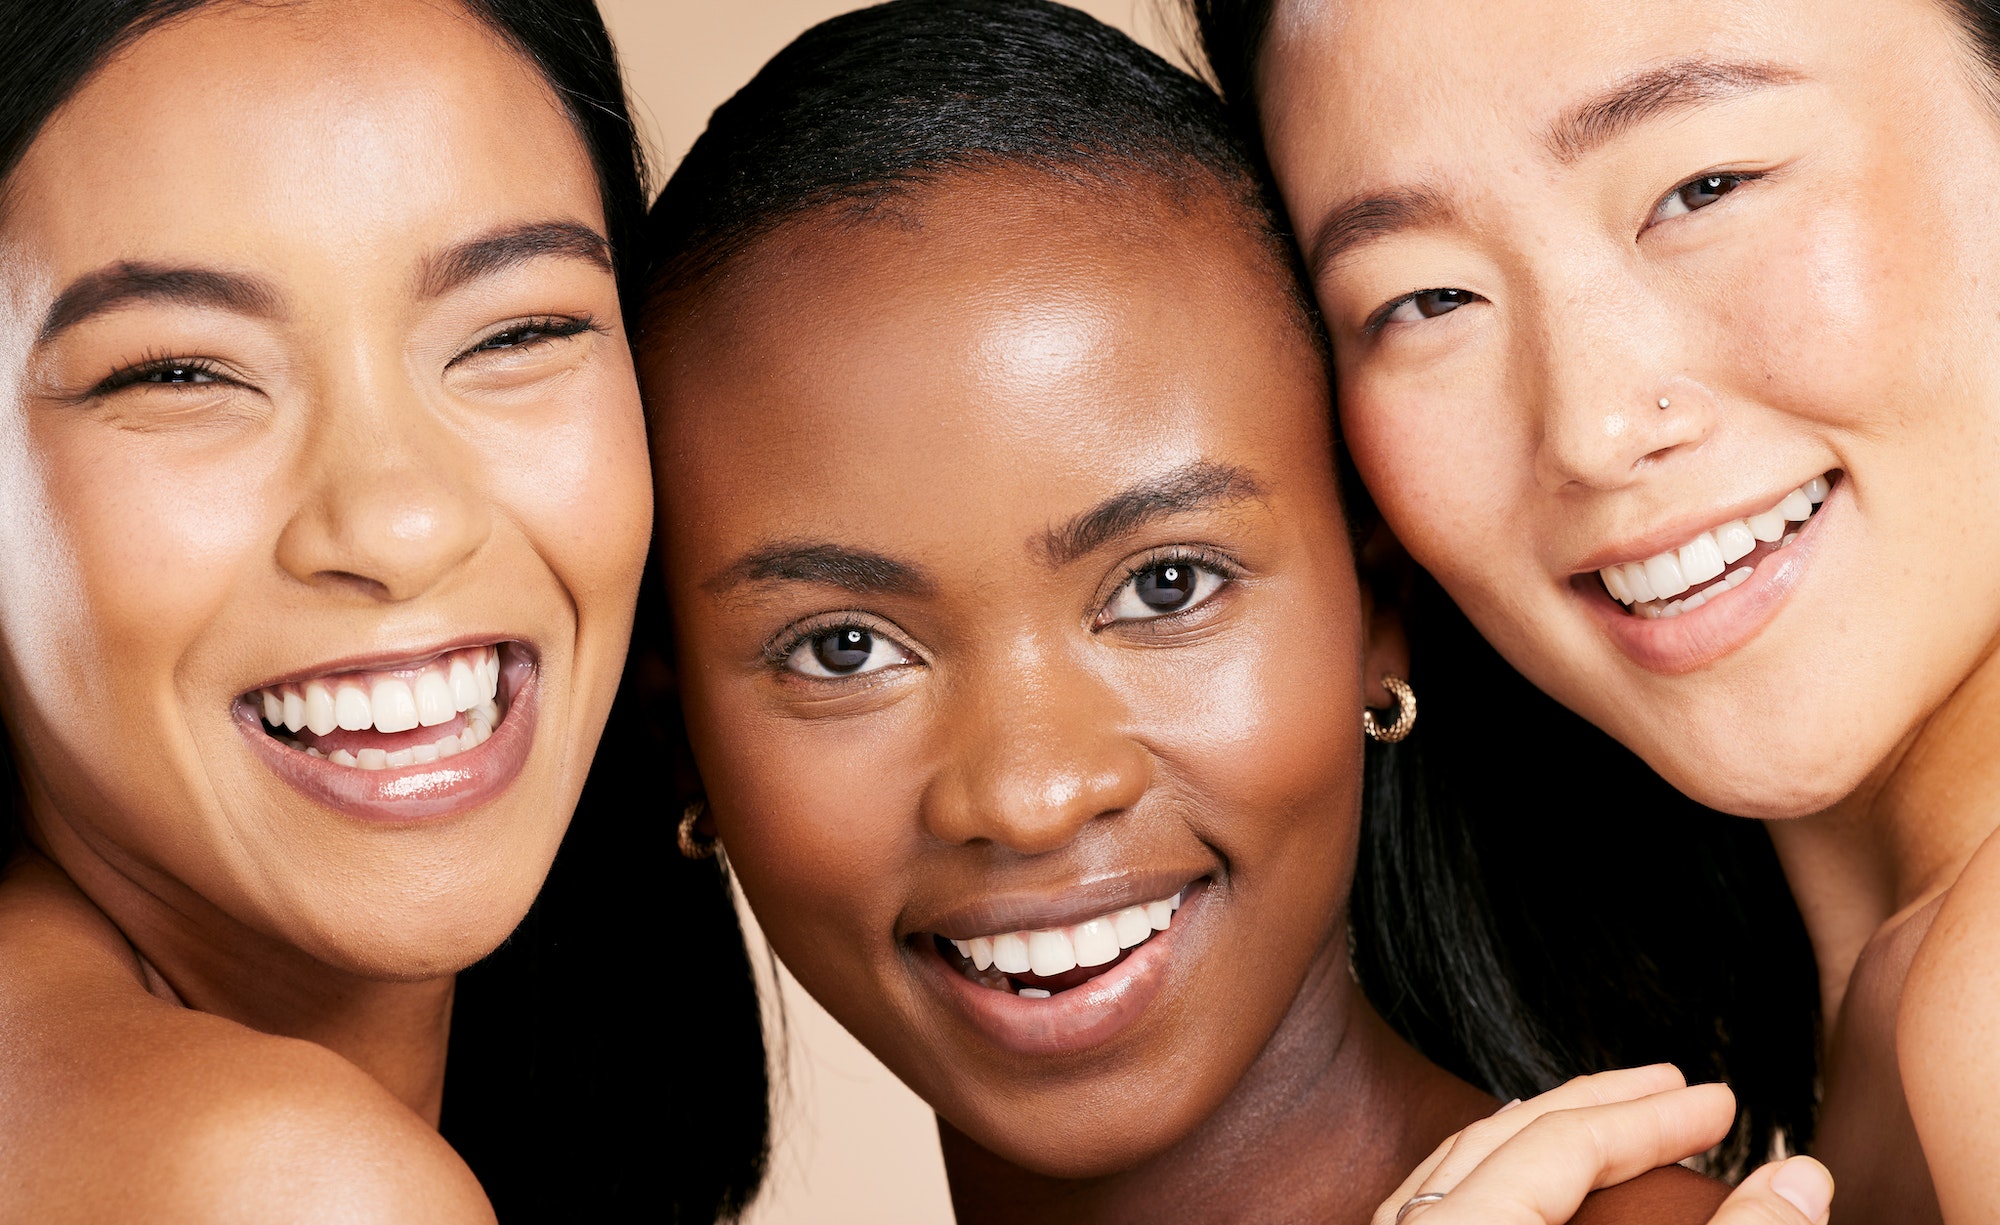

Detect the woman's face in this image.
[655,174,1393,1176]
[1256,0,2000,817]
[0,0,651,976]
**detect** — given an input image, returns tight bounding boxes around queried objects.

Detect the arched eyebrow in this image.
[1545,57,1803,163]
[38,263,281,343]
[416,219,611,299]
[1040,460,1266,566]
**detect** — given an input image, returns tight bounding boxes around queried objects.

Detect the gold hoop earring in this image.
[1363,675,1417,744]
[677,798,717,860]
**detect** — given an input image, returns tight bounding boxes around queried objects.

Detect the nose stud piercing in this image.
[1658,397,1671,409]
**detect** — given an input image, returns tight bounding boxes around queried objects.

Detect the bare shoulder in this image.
[0,858,493,1225]
[1901,823,2000,1220]
[1568,1165,1731,1225]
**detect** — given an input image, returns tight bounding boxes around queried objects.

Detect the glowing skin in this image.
[1253,0,2000,1217]
[0,2,649,1216]
[649,170,1724,1223]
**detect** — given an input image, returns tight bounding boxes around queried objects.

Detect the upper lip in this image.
[1569,473,1830,574]
[238,633,533,694]
[905,868,1205,941]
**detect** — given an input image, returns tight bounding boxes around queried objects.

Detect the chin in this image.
[1640,720,1878,821]
[288,869,549,982]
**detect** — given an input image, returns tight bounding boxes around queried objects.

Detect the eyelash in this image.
[453,314,600,363]
[94,352,235,394]
[764,612,918,671]
[1096,545,1242,627]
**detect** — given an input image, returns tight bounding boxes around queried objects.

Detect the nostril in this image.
[311,570,393,599]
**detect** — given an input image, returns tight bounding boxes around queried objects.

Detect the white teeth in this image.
[334,685,371,732]
[414,672,456,727]
[1597,475,1830,613]
[1018,988,1052,999]
[952,939,972,959]
[1714,520,1757,565]
[329,749,358,767]
[970,936,995,971]
[1642,552,1690,600]
[411,741,439,765]
[1071,918,1120,968]
[1145,899,1175,931]
[1677,533,1725,586]
[991,932,1031,975]
[304,682,337,736]
[435,732,462,759]
[449,658,481,712]
[370,678,419,734]
[1027,929,1078,977]
[356,748,388,770]
[262,691,284,726]
[1112,906,1152,949]
[385,748,416,769]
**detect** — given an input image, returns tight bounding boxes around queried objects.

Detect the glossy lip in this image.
[907,869,1204,942]
[234,644,539,823]
[241,633,521,690]
[1582,480,1841,675]
[1570,471,1834,573]
[915,879,1207,1057]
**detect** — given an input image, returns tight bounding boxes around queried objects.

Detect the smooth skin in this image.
[0,2,651,1219]
[648,167,1725,1224]
[1246,0,2000,1220]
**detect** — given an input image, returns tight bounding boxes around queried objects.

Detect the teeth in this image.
[951,939,972,959]
[991,932,1031,975]
[1146,898,1175,930]
[370,678,419,734]
[1112,906,1152,948]
[329,749,358,767]
[1071,918,1121,968]
[356,748,388,770]
[262,691,284,726]
[449,658,481,712]
[1597,475,1830,613]
[970,936,994,970]
[1018,988,1052,999]
[304,682,337,736]
[1027,929,1078,977]
[414,672,456,727]
[411,741,439,765]
[334,685,371,732]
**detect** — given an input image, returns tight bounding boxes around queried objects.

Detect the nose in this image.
[920,644,1151,856]
[1529,302,1714,493]
[274,363,489,602]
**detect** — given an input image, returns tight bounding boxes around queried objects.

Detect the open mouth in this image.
[1596,473,1833,619]
[244,643,518,770]
[931,888,1184,1000]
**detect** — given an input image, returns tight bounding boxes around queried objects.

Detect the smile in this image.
[937,888,1184,999]
[235,641,537,822]
[1597,474,1830,619]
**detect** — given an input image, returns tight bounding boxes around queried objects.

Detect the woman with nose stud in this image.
[0,2,765,1219]
[642,3,1833,1222]
[1186,0,2000,1219]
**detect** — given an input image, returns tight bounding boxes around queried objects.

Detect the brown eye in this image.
[783,622,915,679]
[1103,558,1227,624]
[1656,174,1747,221]
[1381,288,1479,327]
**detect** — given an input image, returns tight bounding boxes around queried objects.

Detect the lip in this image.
[241,633,528,690]
[235,647,539,823]
[1571,475,1830,573]
[917,882,1205,1057]
[906,869,1205,941]
[1583,480,1841,674]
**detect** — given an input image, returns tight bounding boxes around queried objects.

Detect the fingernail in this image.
[1771,1157,1833,1221]
[1494,1098,1523,1114]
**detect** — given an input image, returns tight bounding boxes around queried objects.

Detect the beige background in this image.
[594,3,1180,1221]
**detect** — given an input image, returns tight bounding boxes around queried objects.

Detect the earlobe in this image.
[1356,523,1413,710]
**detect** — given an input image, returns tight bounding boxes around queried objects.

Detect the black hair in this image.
[1186,0,1824,1174]
[652,0,1818,1182]
[0,3,766,1219]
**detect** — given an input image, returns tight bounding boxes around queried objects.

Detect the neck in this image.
[937,935,1492,1225]
[1766,633,2000,1025]
[21,811,454,1125]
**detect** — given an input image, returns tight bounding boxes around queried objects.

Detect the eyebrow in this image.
[38,263,282,343]
[1545,58,1802,163]
[1306,184,1457,277]
[708,542,936,598]
[1040,460,1267,566]
[416,219,612,300]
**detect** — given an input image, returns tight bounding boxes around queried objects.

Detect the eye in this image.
[784,624,915,679]
[1378,287,1479,328]
[1653,173,1750,222]
[96,357,233,393]
[1102,558,1229,624]
[457,315,595,361]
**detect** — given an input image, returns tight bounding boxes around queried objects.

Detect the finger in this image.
[1419,1067,1696,1200]
[1710,1157,1835,1225]
[1392,1083,1738,1225]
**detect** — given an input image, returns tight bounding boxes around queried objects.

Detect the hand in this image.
[1374,1065,1834,1225]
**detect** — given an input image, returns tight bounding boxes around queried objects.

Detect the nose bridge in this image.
[274,340,489,601]
[1526,257,1714,493]
[921,635,1149,856]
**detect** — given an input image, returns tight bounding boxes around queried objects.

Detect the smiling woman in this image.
[0,1,759,1219]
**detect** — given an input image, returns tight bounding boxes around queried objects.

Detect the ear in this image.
[1357,521,1413,709]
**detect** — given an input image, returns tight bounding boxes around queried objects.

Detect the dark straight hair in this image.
[653,0,1816,1179]
[0,3,766,1219]
[1185,0,1826,1172]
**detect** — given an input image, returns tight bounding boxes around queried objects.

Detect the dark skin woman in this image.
[640,3,1820,1221]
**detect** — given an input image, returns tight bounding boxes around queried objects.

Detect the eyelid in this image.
[1094,544,1242,628]
[1643,167,1770,231]
[447,313,599,368]
[763,609,925,671]
[91,353,243,396]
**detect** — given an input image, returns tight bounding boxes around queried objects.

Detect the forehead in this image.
[649,172,1331,546]
[1260,0,1844,171]
[2,0,599,297]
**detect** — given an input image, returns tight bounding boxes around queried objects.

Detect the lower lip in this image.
[1586,483,1840,674]
[235,667,539,823]
[919,887,1201,1057]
